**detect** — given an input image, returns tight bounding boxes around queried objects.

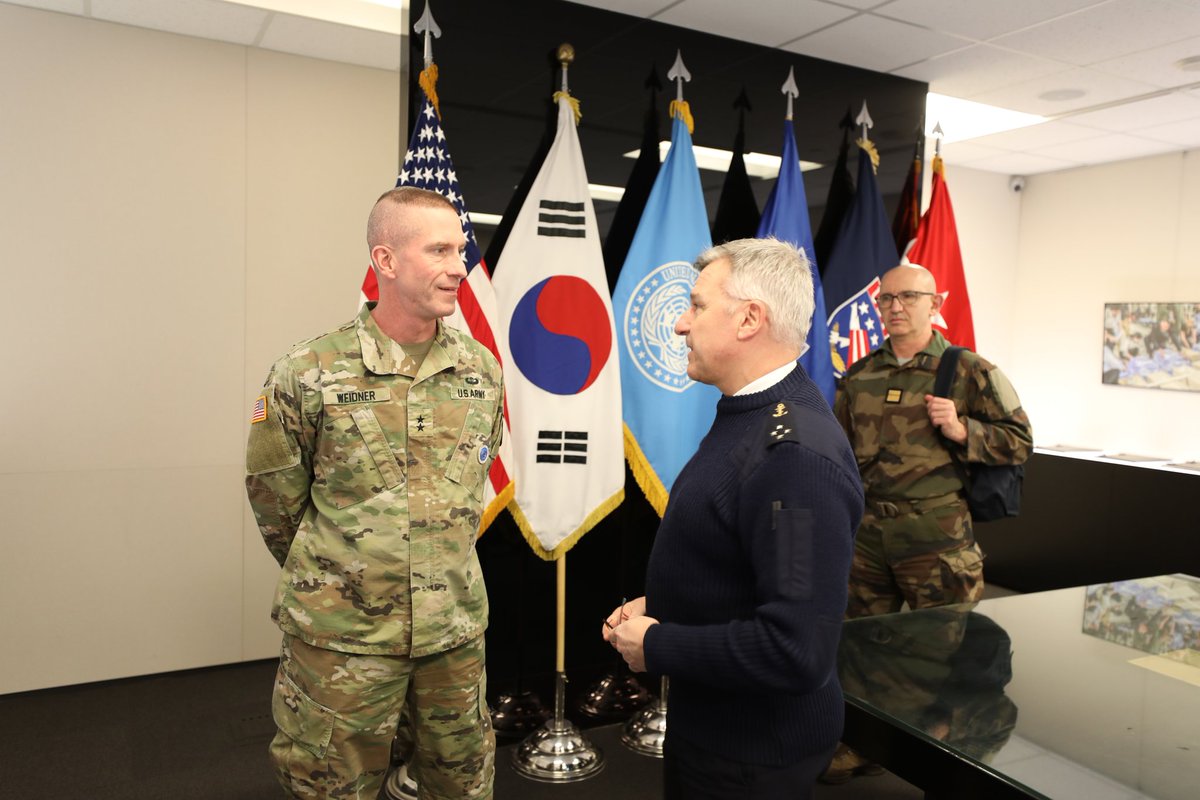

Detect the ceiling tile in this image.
[1091,34,1200,89]
[875,0,1106,42]
[91,0,267,45]
[782,13,970,73]
[991,0,1200,66]
[894,43,1067,98]
[932,140,1011,163]
[1131,117,1200,146]
[967,120,1104,152]
[0,0,85,12]
[1032,132,1183,164]
[972,67,1162,116]
[258,13,400,71]
[1065,92,1200,132]
[952,151,1081,175]
[823,0,893,9]
[657,0,855,48]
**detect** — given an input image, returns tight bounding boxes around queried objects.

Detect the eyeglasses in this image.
[877,290,937,307]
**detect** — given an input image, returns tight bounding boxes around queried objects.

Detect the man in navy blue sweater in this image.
[603,238,863,800]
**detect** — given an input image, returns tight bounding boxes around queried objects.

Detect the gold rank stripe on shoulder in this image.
[250,395,267,423]
[321,387,393,405]
[886,388,903,404]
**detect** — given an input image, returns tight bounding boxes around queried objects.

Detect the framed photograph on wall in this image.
[1103,302,1200,390]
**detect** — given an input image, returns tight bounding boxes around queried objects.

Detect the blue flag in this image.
[822,144,900,378]
[612,112,719,516]
[756,120,835,406]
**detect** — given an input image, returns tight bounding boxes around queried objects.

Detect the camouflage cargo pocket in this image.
[272,670,336,758]
[314,411,402,509]
[936,544,986,605]
[446,403,493,501]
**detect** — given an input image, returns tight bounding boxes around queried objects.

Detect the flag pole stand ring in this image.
[512,671,605,782]
[621,675,667,757]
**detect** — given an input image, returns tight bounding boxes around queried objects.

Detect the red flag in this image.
[907,155,976,351]
[359,68,513,532]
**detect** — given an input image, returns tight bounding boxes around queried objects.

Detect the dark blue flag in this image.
[755,119,835,405]
[822,144,899,378]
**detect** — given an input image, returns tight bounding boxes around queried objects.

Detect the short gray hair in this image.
[694,237,815,348]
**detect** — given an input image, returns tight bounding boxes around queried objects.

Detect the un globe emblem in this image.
[623,261,696,393]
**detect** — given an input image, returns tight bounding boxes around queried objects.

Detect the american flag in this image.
[358,83,513,531]
[251,395,267,424]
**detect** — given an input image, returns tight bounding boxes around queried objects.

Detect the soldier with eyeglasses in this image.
[823,263,1032,783]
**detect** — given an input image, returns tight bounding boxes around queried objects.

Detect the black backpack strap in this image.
[934,346,964,398]
[933,346,971,489]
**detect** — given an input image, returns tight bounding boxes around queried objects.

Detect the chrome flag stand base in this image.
[621,675,667,757]
[491,690,551,738]
[513,671,604,782]
[578,667,654,720]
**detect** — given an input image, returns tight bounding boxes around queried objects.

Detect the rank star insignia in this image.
[772,402,788,418]
[416,415,426,431]
[770,424,793,440]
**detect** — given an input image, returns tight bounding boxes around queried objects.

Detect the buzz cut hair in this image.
[694,237,815,349]
[367,187,457,251]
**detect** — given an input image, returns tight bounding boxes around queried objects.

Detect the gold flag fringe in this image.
[552,91,582,124]
[419,64,440,118]
[623,423,668,518]
[476,479,514,538]
[856,137,880,173]
[669,99,694,134]
[508,487,625,561]
[932,154,946,178]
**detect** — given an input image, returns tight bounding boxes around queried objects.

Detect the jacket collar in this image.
[356,303,456,381]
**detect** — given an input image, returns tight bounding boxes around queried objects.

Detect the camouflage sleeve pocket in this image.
[246,413,301,475]
[271,672,335,759]
[446,403,494,500]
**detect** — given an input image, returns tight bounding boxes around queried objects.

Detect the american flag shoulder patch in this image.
[251,395,267,424]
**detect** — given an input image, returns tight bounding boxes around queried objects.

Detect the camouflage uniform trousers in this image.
[846,494,985,619]
[270,633,494,800]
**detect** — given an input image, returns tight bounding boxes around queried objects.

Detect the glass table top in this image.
[838,575,1200,800]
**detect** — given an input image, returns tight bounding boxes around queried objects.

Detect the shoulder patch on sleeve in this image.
[246,403,300,475]
[765,401,802,447]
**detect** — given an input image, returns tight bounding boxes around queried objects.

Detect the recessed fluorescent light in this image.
[468,212,503,227]
[925,93,1046,143]
[222,0,403,33]
[624,142,821,179]
[588,183,625,202]
[468,186,620,227]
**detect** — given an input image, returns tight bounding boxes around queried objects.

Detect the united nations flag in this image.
[611,106,719,516]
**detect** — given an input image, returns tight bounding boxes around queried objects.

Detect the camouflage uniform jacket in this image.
[834,331,1032,501]
[246,304,504,658]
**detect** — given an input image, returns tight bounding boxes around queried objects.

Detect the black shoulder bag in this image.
[933,347,1023,522]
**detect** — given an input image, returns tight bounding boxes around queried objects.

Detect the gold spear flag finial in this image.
[553,43,582,123]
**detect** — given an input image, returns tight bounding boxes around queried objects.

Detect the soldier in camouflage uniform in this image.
[824,264,1030,783]
[834,264,1032,618]
[245,187,502,800]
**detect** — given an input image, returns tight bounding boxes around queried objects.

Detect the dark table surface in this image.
[839,574,1200,800]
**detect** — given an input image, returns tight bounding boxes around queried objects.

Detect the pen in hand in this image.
[604,597,628,630]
